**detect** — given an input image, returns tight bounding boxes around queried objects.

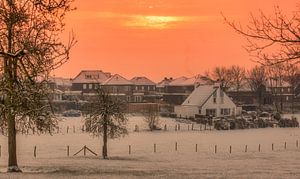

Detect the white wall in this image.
[174,105,199,119]
[201,88,237,117]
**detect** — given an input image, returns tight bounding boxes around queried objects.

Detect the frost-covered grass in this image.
[0,115,300,178]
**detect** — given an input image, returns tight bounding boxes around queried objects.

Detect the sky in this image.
[54,0,299,82]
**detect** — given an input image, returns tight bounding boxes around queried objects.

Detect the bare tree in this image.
[266,64,286,112]
[83,89,128,159]
[0,0,76,172]
[229,65,246,92]
[224,6,300,65]
[143,104,160,131]
[283,63,299,113]
[207,66,232,91]
[247,66,267,107]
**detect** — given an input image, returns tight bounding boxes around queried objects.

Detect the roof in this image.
[157,78,173,88]
[266,78,291,88]
[182,85,218,106]
[49,77,72,86]
[168,76,189,86]
[103,74,133,85]
[130,76,156,85]
[168,75,214,86]
[72,70,111,84]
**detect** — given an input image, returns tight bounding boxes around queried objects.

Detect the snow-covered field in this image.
[0,114,300,178]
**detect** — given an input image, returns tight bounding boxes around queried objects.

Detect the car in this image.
[62,110,81,117]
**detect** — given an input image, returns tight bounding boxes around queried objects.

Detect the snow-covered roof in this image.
[168,76,189,86]
[49,77,72,86]
[130,76,156,85]
[182,85,218,106]
[157,78,173,88]
[266,78,291,88]
[168,75,214,86]
[103,74,133,85]
[72,70,111,84]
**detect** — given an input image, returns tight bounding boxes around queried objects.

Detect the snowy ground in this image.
[0,114,300,178]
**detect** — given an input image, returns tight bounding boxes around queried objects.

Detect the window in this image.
[134,96,142,102]
[286,96,289,101]
[135,86,138,90]
[287,88,291,93]
[148,86,150,91]
[206,109,216,117]
[85,75,92,79]
[127,96,131,102]
[142,86,145,90]
[221,108,231,116]
[83,84,87,89]
[213,97,217,103]
[89,84,93,89]
[213,91,217,104]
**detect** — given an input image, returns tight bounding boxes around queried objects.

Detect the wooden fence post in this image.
[129,145,131,155]
[229,145,232,154]
[258,144,261,152]
[215,145,217,154]
[34,146,37,158]
[154,144,156,153]
[164,124,167,131]
[245,145,248,153]
[73,126,75,133]
[84,145,86,156]
[272,143,274,151]
[67,146,70,157]
[285,142,287,149]
[67,126,69,134]
[175,142,178,151]
[192,124,194,131]
[178,124,180,131]
[195,144,198,152]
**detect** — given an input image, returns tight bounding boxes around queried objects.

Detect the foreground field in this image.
[0,115,300,178]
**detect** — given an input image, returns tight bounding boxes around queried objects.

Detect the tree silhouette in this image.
[83,88,128,159]
[0,0,76,172]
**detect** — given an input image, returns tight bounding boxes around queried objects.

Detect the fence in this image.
[0,140,299,159]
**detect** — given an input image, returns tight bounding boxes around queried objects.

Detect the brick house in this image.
[130,76,157,103]
[71,70,111,93]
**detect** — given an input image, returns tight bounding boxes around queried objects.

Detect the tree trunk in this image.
[102,118,108,159]
[7,114,21,172]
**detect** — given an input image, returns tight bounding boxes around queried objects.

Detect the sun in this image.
[125,15,184,29]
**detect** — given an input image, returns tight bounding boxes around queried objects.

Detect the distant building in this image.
[130,76,157,103]
[71,70,111,93]
[163,75,213,105]
[174,84,238,118]
[49,77,72,91]
[156,77,173,93]
[102,74,134,102]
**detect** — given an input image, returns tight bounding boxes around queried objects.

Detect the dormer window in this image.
[85,75,92,79]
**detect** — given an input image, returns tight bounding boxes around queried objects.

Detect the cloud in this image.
[70,11,217,29]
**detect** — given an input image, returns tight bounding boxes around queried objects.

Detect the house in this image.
[130,76,157,103]
[174,84,238,119]
[49,77,72,91]
[163,75,213,105]
[102,74,134,102]
[71,70,111,93]
[156,77,173,93]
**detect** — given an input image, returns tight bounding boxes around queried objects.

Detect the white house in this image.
[174,84,238,118]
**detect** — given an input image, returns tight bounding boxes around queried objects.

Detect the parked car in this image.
[62,110,81,117]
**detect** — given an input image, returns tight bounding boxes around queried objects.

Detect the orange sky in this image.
[54,0,299,82]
